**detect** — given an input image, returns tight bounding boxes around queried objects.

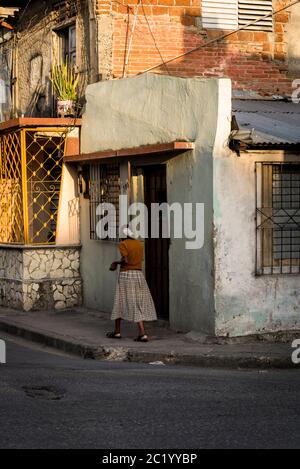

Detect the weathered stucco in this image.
[81,74,226,155]
[56,160,80,245]
[80,74,230,334]
[214,152,300,336]
[287,4,300,73]
[80,196,120,312]
[96,14,114,80]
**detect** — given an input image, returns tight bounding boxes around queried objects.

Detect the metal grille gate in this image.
[89,163,120,241]
[0,128,67,245]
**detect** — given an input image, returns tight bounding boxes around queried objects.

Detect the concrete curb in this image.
[0,320,97,359]
[0,319,297,369]
[126,351,296,369]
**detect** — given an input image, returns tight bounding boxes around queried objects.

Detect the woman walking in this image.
[107,227,157,342]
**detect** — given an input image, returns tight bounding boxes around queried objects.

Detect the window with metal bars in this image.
[89,163,120,241]
[202,0,273,32]
[256,163,300,275]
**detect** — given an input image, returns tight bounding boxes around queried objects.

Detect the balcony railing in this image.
[0,118,81,245]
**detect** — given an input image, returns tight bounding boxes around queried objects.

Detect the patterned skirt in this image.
[111,270,157,323]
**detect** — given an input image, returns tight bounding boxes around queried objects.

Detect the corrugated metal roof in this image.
[232,99,300,147]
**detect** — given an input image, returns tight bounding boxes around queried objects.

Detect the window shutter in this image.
[202,0,238,30]
[238,0,273,31]
[68,25,76,65]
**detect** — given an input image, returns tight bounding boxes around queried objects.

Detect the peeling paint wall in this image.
[214,151,300,336]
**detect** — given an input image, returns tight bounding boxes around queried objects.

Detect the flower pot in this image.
[57,99,76,117]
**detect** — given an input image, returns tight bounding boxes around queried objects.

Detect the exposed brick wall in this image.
[96,0,295,97]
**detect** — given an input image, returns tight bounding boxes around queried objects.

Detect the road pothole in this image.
[22,385,65,401]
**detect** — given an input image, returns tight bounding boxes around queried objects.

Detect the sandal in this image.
[106,331,122,339]
[134,334,149,343]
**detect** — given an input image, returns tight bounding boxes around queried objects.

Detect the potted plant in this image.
[50,61,79,117]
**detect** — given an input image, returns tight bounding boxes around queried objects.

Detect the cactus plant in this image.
[50,61,79,101]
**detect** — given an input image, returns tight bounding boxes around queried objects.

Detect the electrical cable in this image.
[136,0,300,75]
[140,0,170,75]
[123,0,141,77]
[18,0,33,23]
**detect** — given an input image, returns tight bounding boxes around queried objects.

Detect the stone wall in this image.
[0,246,82,311]
[0,248,23,309]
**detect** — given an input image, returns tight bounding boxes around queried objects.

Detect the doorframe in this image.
[143,163,170,321]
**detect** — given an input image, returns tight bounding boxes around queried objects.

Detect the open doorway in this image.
[144,164,169,320]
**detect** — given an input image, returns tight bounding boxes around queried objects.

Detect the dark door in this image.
[144,165,169,320]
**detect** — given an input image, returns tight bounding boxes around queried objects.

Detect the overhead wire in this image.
[123,0,141,77]
[18,0,33,23]
[140,0,170,75]
[112,0,169,75]
[136,0,300,75]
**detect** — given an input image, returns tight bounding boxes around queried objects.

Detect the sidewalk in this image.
[0,307,298,369]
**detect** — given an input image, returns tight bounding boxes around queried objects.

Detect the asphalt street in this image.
[0,334,300,449]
